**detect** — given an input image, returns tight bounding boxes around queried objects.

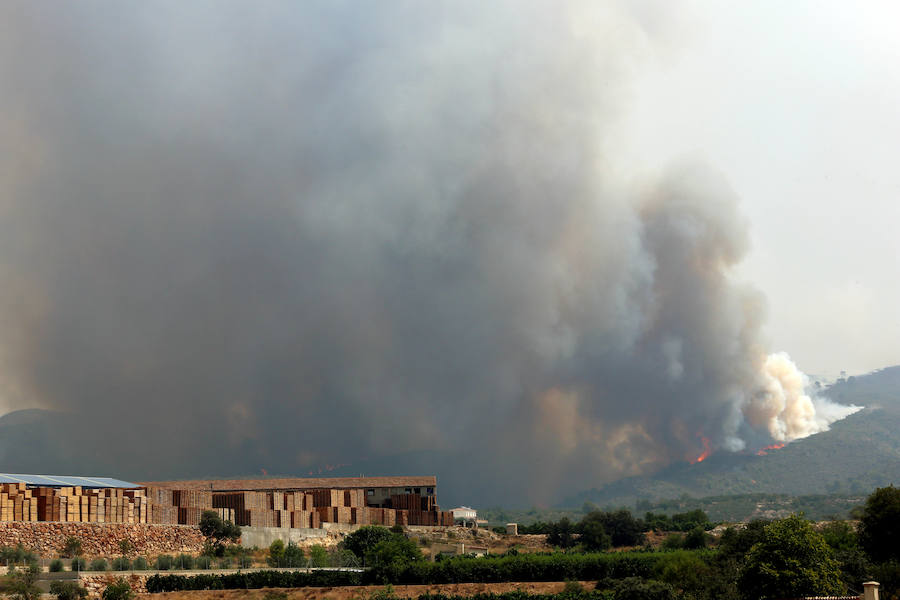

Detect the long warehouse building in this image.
[0,473,452,529]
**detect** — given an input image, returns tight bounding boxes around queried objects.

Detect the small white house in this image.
[451,506,477,521]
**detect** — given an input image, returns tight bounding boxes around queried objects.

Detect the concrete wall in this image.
[238,526,327,548]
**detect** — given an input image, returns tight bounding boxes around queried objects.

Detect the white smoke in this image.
[744,352,862,442]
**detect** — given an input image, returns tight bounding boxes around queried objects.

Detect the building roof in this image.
[0,473,138,488]
[139,475,437,491]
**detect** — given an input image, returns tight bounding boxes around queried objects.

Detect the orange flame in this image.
[756,443,785,456]
[692,436,711,463]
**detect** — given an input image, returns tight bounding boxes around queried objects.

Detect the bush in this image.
[218,557,232,569]
[49,559,65,573]
[62,538,83,558]
[132,557,149,571]
[49,581,87,600]
[101,578,134,600]
[342,526,395,560]
[90,558,108,572]
[176,554,194,570]
[195,556,213,570]
[70,557,87,572]
[268,540,285,567]
[111,557,131,571]
[154,555,174,570]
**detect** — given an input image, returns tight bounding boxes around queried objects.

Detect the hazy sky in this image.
[0,1,896,502]
[620,1,900,377]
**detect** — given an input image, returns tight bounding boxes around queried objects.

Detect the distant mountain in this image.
[564,366,900,508]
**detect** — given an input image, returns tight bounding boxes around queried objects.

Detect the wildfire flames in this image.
[756,443,786,456]
[693,436,712,463]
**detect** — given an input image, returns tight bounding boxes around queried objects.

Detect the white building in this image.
[450,506,477,521]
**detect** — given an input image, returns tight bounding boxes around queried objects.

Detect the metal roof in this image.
[140,475,437,491]
[0,474,138,488]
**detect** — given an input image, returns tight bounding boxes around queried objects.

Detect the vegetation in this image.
[738,515,843,600]
[62,537,83,558]
[70,557,87,572]
[198,510,241,555]
[89,558,108,571]
[342,526,396,561]
[49,558,65,572]
[3,564,41,600]
[101,579,134,600]
[111,557,131,571]
[132,557,149,570]
[49,581,87,600]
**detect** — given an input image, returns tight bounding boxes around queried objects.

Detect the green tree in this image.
[582,509,644,547]
[546,517,576,549]
[683,526,708,549]
[198,510,241,552]
[308,545,329,567]
[5,564,41,600]
[341,526,395,560]
[267,539,285,567]
[578,517,611,551]
[62,537,83,558]
[49,581,88,600]
[859,485,900,563]
[738,514,843,600]
[365,536,423,568]
[283,542,304,567]
[101,579,134,600]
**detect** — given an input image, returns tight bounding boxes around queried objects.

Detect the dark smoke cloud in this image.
[0,2,843,506]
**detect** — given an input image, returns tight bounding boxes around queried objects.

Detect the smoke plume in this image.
[0,1,858,505]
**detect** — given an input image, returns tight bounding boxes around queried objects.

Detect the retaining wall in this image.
[0,522,205,557]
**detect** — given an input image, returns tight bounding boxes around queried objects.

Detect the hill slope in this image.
[565,366,900,507]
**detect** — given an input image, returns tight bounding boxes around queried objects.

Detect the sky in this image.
[620,1,900,377]
[0,1,896,505]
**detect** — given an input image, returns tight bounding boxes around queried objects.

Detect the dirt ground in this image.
[146,581,597,600]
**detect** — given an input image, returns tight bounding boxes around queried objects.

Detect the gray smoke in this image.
[0,2,849,506]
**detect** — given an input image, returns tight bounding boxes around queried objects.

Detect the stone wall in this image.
[79,573,151,598]
[0,522,205,558]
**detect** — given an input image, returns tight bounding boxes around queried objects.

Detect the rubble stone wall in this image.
[0,522,205,557]
[79,573,151,598]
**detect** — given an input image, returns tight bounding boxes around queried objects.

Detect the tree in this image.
[341,526,395,560]
[62,537,83,558]
[5,564,41,600]
[308,545,329,568]
[738,515,843,600]
[546,517,576,549]
[49,581,88,600]
[578,517,611,551]
[859,485,900,563]
[267,540,285,567]
[365,536,422,568]
[581,510,644,547]
[101,579,134,600]
[198,510,241,552]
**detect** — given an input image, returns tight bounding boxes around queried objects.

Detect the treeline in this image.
[518,509,712,550]
[146,551,706,591]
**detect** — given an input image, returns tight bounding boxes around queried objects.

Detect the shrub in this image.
[268,540,285,567]
[49,559,65,573]
[90,558,108,572]
[111,557,131,571]
[132,557,149,571]
[101,578,134,600]
[283,543,304,567]
[176,554,194,570]
[4,564,42,600]
[218,557,232,569]
[49,581,87,600]
[154,555,174,570]
[70,557,87,572]
[62,538,83,558]
[195,555,213,570]
[342,526,395,560]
